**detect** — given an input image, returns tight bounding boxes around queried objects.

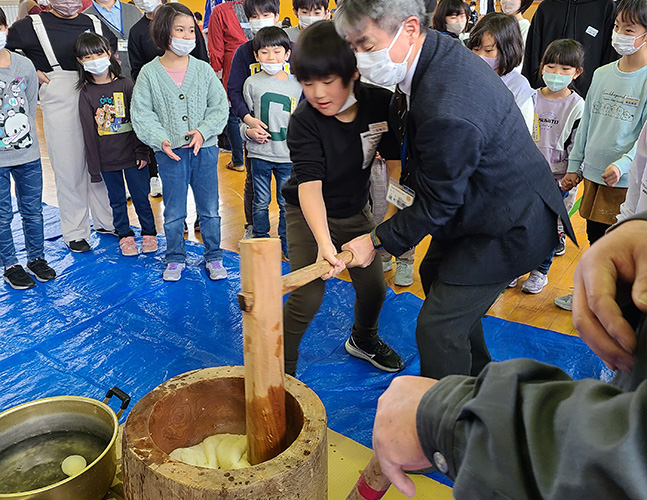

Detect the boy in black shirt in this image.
[282,21,404,376]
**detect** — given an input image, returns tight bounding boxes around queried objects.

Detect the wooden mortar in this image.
[122,366,327,499]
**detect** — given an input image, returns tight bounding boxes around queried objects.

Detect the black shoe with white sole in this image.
[27,258,56,282]
[4,265,36,290]
[345,335,404,372]
[67,239,91,253]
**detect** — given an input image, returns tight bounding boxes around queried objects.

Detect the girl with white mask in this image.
[431,0,469,44]
[131,3,229,282]
[554,0,647,311]
[284,0,330,42]
[75,32,157,258]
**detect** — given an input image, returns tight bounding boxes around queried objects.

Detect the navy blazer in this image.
[376,31,576,286]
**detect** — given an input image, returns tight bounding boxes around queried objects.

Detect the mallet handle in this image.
[282,251,353,294]
[346,455,391,500]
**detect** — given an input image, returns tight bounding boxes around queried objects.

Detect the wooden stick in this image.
[347,455,391,500]
[240,238,286,465]
[282,250,353,295]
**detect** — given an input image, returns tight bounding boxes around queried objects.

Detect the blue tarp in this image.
[1,204,612,486]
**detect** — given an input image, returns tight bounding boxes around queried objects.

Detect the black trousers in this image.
[282,203,387,374]
[417,241,508,379]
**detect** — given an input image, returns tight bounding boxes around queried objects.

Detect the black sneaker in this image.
[345,335,404,372]
[67,239,91,253]
[95,227,118,236]
[194,215,200,232]
[4,265,36,290]
[27,258,56,282]
[554,233,566,256]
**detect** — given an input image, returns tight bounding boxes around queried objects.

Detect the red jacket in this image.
[207,1,247,95]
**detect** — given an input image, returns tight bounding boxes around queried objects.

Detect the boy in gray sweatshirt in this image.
[241,26,302,258]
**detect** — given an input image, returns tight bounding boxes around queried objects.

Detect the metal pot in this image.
[0,387,130,500]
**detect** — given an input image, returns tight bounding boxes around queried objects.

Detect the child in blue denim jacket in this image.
[0,8,56,290]
[131,3,228,282]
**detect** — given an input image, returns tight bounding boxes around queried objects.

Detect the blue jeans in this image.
[250,158,291,250]
[226,110,244,167]
[102,166,156,238]
[0,159,44,267]
[156,146,222,263]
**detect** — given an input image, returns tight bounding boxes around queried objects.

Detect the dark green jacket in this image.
[418,214,647,499]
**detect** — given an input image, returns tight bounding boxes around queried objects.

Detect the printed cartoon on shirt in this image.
[0,78,33,150]
[95,92,133,136]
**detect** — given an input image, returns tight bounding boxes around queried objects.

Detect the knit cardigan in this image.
[131,56,228,152]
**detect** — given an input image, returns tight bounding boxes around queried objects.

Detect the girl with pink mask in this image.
[467,13,536,133]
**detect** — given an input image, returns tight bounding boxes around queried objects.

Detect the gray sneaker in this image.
[206,260,227,281]
[382,258,393,273]
[554,293,573,311]
[507,276,521,288]
[394,261,414,287]
[521,270,548,294]
[163,262,185,282]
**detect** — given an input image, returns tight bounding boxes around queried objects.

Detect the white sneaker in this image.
[521,270,548,294]
[394,262,414,287]
[150,176,163,197]
[554,293,573,311]
[163,262,185,282]
[206,260,227,281]
[507,276,521,288]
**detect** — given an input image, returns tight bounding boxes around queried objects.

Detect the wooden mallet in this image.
[347,455,392,500]
[238,238,352,465]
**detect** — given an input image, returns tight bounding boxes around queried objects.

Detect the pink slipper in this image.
[142,235,158,254]
[119,236,139,257]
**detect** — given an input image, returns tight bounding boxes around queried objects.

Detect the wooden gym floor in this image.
[36,103,586,338]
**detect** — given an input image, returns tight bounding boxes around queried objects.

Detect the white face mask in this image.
[261,62,284,75]
[446,21,466,35]
[355,23,414,87]
[134,0,159,13]
[0,31,6,51]
[611,30,647,56]
[249,18,276,35]
[170,37,196,56]
[83,56,111,75]
[500,0,520,14]
[336,85,357,115]
[299,15,323,29]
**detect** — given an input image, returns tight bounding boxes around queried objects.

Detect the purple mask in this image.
[479,54,499,71]
[50,0,82,17]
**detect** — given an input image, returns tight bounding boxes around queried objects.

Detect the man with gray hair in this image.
[334,0,576,380]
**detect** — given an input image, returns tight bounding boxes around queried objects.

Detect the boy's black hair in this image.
[616,0,647,29]
[292,0,329,12]
[0,7,7,27]
[243,0,280,19]
[291,20,356,85]
[469,1,476,5]
[150,3,195,51]
[466,13,523,76]
[194,11,203,21]
[432,0,468,32]
[253,26,291,53]
[74,32,122,90]
[540,38,585,69]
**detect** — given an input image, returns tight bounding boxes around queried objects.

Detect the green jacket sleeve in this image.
[131,67,169,152]
[195,67,228,143]
[417,314,647,500]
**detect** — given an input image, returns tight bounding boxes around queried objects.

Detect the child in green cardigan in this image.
[131,3,228,282]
